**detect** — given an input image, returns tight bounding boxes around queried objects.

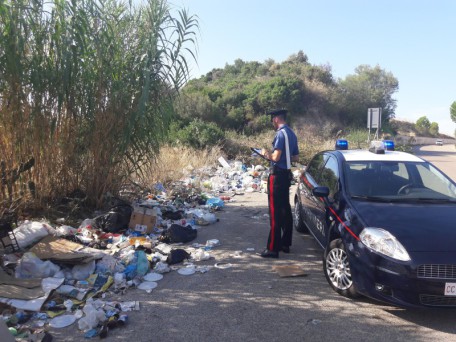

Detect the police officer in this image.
[260,109,299,258]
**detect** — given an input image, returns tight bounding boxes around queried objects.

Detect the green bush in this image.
[244,115,271,134]
[170,119,225,149]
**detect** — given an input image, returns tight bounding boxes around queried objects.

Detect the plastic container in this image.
[137,281,158,292]
[143,272,163,282]
[129,237,147,246]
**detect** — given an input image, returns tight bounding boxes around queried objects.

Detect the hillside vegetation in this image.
[172,52,399,138]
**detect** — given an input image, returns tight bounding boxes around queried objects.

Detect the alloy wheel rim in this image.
[326,247,352,290]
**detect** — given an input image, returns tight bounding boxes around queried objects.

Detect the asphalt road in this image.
[49,144,456,342]
[413,143,456,181]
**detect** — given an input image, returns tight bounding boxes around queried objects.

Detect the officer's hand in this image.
[261,149,268,158]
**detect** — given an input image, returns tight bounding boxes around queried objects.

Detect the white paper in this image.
[218,156,230,168]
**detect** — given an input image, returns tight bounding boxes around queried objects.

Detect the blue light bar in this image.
[335,139,348,150]
[383,140,395,151]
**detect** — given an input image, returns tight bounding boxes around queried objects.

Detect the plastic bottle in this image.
[64,299,73,312]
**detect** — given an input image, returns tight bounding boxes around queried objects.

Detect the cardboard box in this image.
[128,206,157,234]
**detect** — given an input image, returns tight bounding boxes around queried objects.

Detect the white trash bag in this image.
[15,252,60,279]
[13,221,52,249]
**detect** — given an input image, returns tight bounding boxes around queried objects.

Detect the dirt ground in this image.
[47,187,328,341]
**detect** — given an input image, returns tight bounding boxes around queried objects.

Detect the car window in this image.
[415,163,456,198]
[305,153,325,184]
[345,160,456,200]
[345,161,411,197]
[392,162,409,181]
[319,155,339,198]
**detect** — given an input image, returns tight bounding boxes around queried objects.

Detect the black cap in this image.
[267,108,288,121]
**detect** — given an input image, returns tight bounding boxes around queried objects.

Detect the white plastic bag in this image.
[71,260,96,281]
[15,252,60,279]
[192,249,211,261]
[13,221,51,249]
[202,213,217,224]
[79,218,94,229]
[55,225,78,236]
[77,302,106,331]
[153,261,170,274]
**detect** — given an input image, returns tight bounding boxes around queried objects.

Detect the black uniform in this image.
[265,124,299,254]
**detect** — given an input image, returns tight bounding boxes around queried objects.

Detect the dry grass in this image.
[133,144,224,190]
[129,124,335,193]
[224,120,338,166]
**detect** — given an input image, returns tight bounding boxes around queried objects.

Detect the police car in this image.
[293,140,456,307]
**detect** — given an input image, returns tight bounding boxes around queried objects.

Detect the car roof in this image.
[336,149,425,162]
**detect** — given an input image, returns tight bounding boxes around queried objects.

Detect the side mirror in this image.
[312,186,330,198]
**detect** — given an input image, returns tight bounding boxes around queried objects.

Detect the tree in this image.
[416,116,431,135]
[451,101,456,123]
[335,65,399,126]
[429,122,439,136]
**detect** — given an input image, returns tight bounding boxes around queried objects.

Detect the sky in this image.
[170,0,456,136]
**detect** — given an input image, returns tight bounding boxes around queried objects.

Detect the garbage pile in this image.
[0,157,275,341]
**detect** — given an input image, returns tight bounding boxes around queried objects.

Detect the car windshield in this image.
[344,161,456,202]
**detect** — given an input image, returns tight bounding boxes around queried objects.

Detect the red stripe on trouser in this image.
[268,175,276,251]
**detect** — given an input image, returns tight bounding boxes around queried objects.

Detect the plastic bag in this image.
[206,197,224,208]
[79,218,94,229]
[159,224,197,243]
[71,260,96,281]
[93,203,132,233]
[77,302,106,331]
[192,249,211,261]
[114,272,126,286]
[153,261,170,274]
[55,225,78,236]
[124,264,137,280]
[166,249,190,265]
[202,213,217,224]
[95,254,125,274]
[15,252,60,279]
[13,221,51,249]
[136,250,150,277]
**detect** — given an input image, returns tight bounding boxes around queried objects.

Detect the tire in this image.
[323,238,359,298]
[293,199,309,234]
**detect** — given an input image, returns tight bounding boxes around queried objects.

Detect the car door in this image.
[298,153,326,241]
[313,154,340,246]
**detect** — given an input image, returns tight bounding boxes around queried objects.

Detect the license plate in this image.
[444,283,456,296]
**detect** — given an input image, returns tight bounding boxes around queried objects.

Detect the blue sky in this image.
[172,0,456,136]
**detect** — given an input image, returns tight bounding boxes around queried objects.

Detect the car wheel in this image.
[323,239,359,298]
[293,199,309,233]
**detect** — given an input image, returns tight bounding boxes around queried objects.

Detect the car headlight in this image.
[360,228,411,261]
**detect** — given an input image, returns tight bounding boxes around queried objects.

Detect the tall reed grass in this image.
[0,0,198,213]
